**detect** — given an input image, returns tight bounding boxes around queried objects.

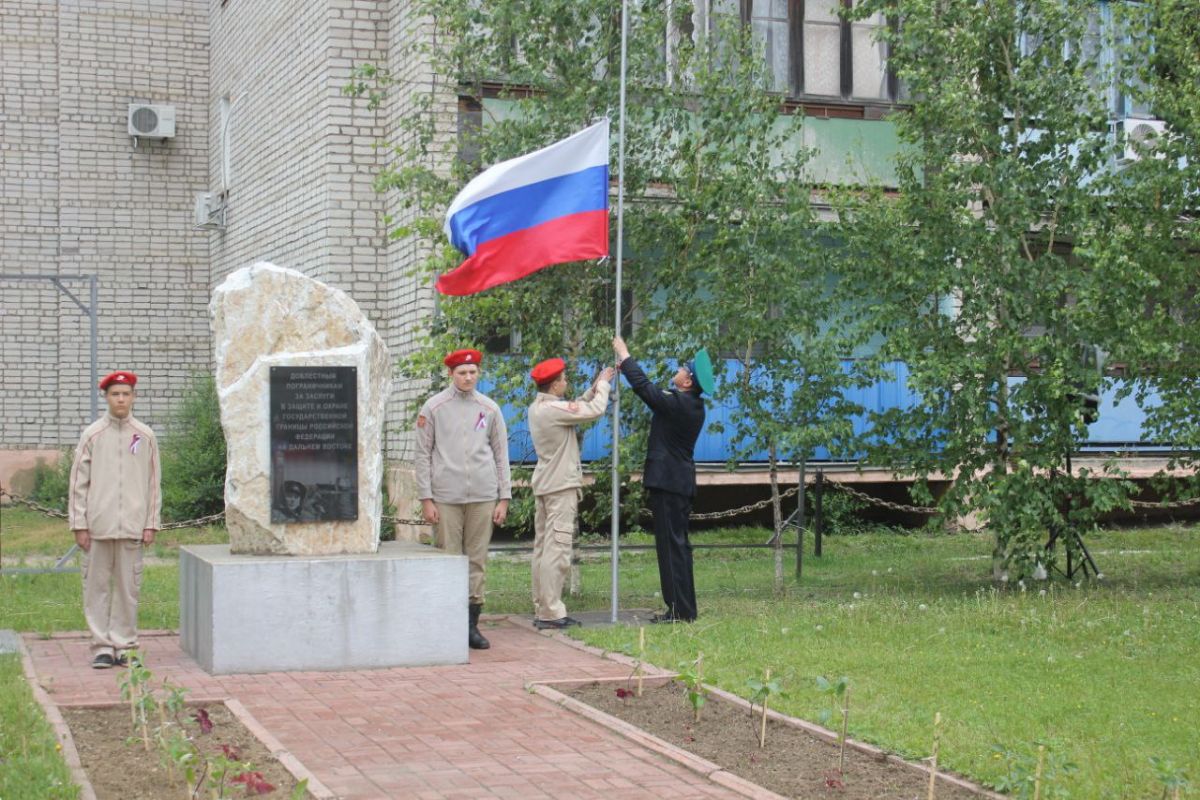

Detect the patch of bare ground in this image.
[61,703,307,800]
[566,680,990,800]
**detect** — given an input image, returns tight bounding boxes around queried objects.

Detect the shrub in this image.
[379,478,397,542]
[814,489,870,534]
[29,449,73,511]
[161,376,227,523]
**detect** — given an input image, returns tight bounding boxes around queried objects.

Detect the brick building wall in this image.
[206,0,448,475]
[1,0,451,478]
[206,0,389,311]
[0,0,211,449]
[380,0,457,462]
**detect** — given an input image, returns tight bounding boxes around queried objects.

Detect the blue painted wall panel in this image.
[488,360,1162,465]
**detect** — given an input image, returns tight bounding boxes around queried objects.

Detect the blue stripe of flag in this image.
[447,164,609,256]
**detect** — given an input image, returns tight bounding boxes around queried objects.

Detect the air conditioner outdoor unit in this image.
[1122,118,1166,162]
[128,103,176,139]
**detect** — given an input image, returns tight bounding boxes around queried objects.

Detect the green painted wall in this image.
[481,97,904,188]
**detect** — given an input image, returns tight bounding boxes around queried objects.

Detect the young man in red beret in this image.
[69,371,161,669]
[415,349,512,649]
[527,358,615,629]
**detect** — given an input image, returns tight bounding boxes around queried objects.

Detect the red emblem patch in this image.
[417,415,427,428]
[567,402,579,413]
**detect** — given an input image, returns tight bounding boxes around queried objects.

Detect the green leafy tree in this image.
[837,0,1150,576]
[161,375,227,523]
[646,17,868,588]
[1097,1,1200,505]
[349,1,868,553]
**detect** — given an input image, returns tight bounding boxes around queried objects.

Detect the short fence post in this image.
[814,471,824,558]
[795,461,806,578]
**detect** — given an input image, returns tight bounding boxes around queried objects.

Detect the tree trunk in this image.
[769,443,784,595]
[991,372,1011,580]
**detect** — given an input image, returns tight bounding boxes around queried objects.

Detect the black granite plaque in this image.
[269,366,358,523]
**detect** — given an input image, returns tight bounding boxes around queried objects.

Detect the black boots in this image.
[468,602,490,650]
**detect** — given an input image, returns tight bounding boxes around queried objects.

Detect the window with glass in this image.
[699,0,899,103]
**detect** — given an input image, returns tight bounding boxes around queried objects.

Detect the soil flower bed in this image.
[62,702,309,800]
[556,677,997,800]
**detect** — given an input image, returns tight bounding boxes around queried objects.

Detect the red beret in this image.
[443,349,483,369]
[99,371,138,390]
[530,358,566,384]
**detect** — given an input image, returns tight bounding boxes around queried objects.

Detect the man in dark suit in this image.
[613,336,713,623]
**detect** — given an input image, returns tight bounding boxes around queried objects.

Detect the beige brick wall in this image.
[208,0,454,465]
[381,0,456,462]
[1,0,454,465]
[0,0,211,449]
[207,0,389,316]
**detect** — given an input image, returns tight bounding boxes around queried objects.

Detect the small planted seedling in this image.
[816,675,851,777]
[637,626,645,697]
[815,675,849,728]
[115,660,289,800]
[992,739,1078,800]
[746,668,783,748]
[927,712,942,800]
[231,770,277,796]
[678,652,707,723]
[1150,756,1191,800]
[206,742,251,798]
[116,650,153,750]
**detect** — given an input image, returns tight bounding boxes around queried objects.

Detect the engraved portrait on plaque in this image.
[269,366,358,522]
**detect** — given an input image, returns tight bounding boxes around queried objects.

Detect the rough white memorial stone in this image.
[211,262,390,555]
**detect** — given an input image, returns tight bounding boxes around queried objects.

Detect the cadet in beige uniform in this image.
[416,349,512,650]
[527,358,614,629]
[69,371,161,669]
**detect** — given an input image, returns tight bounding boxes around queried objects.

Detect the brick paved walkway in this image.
[23,619,739,800]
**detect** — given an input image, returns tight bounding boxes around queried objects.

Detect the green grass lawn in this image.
[560,526,1200,800]
[3,507,1198,798]
[0,654,78,800]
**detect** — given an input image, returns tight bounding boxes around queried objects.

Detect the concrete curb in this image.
[531,672,1004,800]
[17,637,332,800]
[225,697,337,800]
[701,683,1006,799]
[527,679,790,800]
[33,629,178,641]
[15,637,99,800]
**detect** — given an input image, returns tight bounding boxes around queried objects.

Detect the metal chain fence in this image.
[5,481,1196,532]
[825,478,1200,514]
[826,481,939,515]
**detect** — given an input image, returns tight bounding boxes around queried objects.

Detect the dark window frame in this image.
[729,0,901,110]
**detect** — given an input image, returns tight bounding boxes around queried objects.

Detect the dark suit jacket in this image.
[620,357,705,497]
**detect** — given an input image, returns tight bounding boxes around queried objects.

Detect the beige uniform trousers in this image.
[532,489,579,621]
[435,501,495,604]
[82,539,144,658]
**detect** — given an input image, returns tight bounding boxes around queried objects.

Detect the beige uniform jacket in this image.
[415,386,512,504]
[528,381,611,497]
[69,412,162,539]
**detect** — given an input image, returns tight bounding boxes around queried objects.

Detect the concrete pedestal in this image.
[180,542,468,674]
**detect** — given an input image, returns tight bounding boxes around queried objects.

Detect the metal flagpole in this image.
[610,0,629,624]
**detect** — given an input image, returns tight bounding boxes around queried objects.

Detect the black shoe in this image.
[533,617,583,630]
[91,653,114,669]
[469,626,491,649]
[650,612,695,624]
[468,603,491,650]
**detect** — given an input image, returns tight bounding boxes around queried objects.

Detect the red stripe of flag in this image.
[436,210,609,296]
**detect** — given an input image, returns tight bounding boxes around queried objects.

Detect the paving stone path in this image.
[23,619,740,799]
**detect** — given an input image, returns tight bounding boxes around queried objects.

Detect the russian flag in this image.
[439,120,610,296]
